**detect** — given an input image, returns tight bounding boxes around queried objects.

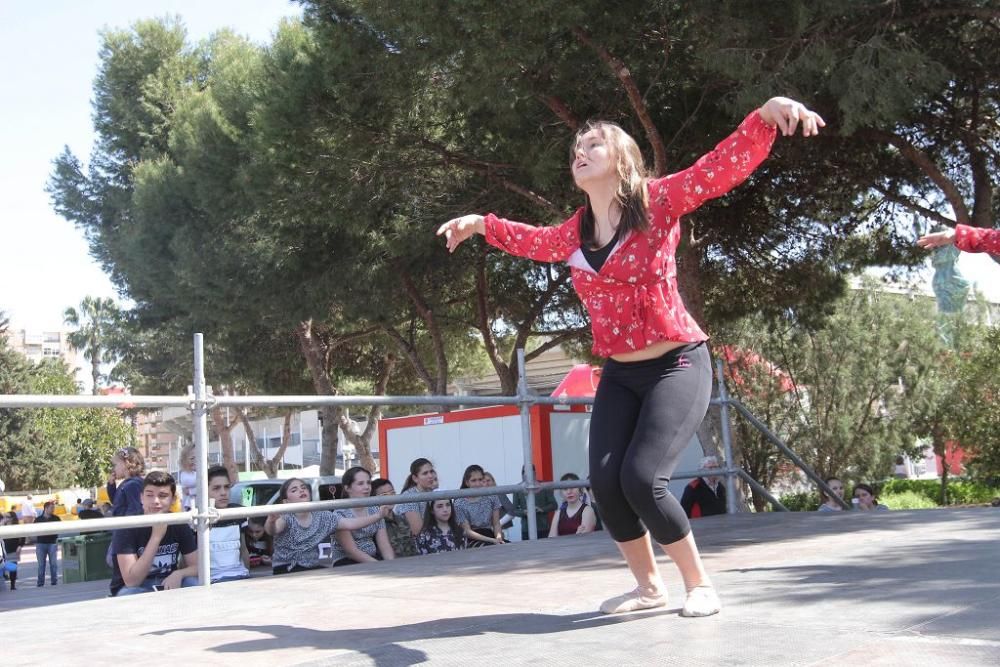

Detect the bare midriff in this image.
[609,339,690,363]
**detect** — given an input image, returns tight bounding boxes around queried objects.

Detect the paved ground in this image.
[2,508,998,666]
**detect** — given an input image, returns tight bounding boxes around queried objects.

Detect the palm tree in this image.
[0,309,9,336]
[64,296,122,394]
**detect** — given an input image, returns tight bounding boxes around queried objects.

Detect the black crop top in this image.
[580,226,622,272]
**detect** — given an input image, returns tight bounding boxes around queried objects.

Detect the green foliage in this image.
[945,327,1000,478]
[0,336,135,490]
[881,478,999,506]
[720,281,944,510]
[64,296,126,394]
[880,491,938,510]
[777,491,819,512]
[45,4,1000,432]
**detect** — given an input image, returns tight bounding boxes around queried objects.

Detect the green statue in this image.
[931,240,969,346]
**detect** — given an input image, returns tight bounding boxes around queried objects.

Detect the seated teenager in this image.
[110,471,199,596]
[331,467,394,567]
[371,478,418,557]
[452,464,505,547]
[206,465,250,583]
[244,517,273,568]
[549,473,598,537]
[415,499,465,554]
[265,477,387,575]
[393,458,439,536]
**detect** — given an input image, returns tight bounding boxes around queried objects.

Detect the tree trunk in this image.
[237,409,293,479]
[209,406,239,484]
[934,430,950,506]
[338,355,395,474]
[91,354,101,395]
[296,320,343,476]
[675,235,707,328]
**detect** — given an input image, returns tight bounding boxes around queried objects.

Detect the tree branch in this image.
[538,94,581,131]
[475,245,509,382]
[872,185,955,228]
[523,328,591,362]
[573,26,668,176]
[398,267,449,394]
[382,324,436,393]
[862,128,971,225]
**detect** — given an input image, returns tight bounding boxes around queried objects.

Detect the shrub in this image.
[881,491,938,510]
[778,491,819,512]
[880,478,999,506]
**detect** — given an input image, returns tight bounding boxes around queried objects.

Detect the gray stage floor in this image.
[2,508,998,666]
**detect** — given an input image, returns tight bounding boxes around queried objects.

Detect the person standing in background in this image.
[34,502,61,586]
[680,456,727,519]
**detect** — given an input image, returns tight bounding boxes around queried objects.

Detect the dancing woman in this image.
[438,97,824,616]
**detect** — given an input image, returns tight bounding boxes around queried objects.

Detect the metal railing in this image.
[0,334,840,587]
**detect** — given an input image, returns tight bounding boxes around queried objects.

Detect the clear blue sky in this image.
[0,1,996,333]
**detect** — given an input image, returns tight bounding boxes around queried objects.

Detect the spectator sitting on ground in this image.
[265,477,389,575]
[817,477,846,512]
[2,512,25,590]
[512,465,558,540]
[77,499,103,520]
[394,458,439,536]
[680,456,727,519]
[206,465,250,583]
[453,464,505,547]
[549,473,598,537]
[244,517,273,568]
[416,499,465,554]
[853,483,889,511]
[34,501,61,587]
[110,471,199,596]
[371,478,417,558]
[331,467,394,567]
[177,443,198,511]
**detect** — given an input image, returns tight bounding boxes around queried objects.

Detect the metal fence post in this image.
[192,333,212,586]
[715,359,739,515]
[517,349,538,540]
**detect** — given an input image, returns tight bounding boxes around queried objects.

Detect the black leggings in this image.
[588,342,712,545]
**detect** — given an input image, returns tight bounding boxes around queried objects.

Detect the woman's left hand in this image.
[916,228,956,249]
[759,97,825,137]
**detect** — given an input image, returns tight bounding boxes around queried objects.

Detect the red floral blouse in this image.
[484,110,777,357]
[955,224,1000,256]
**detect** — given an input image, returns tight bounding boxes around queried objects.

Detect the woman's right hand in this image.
[436,214,485,253]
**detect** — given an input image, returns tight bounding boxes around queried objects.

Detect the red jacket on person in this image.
[484,111,777,357]
[955,224,1000,256]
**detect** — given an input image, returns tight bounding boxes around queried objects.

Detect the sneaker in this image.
[681,586,721,617]
[599,586,667,614]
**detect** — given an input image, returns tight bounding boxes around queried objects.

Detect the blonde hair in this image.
[180,443,196,471]
[572,121,649,247]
